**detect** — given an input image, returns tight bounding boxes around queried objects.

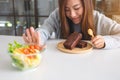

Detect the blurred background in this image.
[0,0,120,36]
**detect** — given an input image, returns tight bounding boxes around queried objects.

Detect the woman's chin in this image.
[73,21,80,24]
[72,19,81,24]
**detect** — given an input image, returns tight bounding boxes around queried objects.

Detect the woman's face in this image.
[65,0,83,24]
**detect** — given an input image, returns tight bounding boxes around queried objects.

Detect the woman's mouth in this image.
[72,18,81,24]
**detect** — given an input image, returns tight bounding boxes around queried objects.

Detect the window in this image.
[0,0,58,36]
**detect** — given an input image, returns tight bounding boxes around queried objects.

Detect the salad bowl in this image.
[8,41,45,71]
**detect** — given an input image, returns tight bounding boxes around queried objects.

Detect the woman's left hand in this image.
[91,35,105,49]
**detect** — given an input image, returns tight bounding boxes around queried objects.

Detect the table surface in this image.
[0,35,120,80]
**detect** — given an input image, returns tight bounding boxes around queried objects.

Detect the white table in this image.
[0,35,120,80]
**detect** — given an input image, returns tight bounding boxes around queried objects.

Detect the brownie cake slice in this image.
[63,32,82,50]
[76,40,87,48]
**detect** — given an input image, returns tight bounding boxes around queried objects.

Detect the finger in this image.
[91,36,98,42]
[94,42,104,49]
[91,35,101,43]
[35,31,40,45]
[29,27,36,43]
[22,33,29,43]
[93,38,102,45]
[26,28,32,43]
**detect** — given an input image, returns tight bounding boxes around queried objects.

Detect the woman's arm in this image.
[23,8,61,46]
[94,10,120,49]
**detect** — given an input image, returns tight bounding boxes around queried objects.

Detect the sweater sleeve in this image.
[94,10,120,49]
[35,8,60,45]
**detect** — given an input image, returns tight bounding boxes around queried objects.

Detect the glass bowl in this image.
[8,41,45,71]
[10,51,42,71]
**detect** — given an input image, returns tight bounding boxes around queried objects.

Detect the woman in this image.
[23,0,120,49]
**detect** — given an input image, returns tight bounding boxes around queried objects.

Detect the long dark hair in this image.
[59,0,96,39]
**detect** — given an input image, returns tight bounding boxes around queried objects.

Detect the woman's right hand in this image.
[22,27,40,45]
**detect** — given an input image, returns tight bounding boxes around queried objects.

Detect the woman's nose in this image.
[70,10,77,18]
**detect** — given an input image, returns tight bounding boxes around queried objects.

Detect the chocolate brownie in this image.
[63,32,82,50]
[76,41,87,48]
